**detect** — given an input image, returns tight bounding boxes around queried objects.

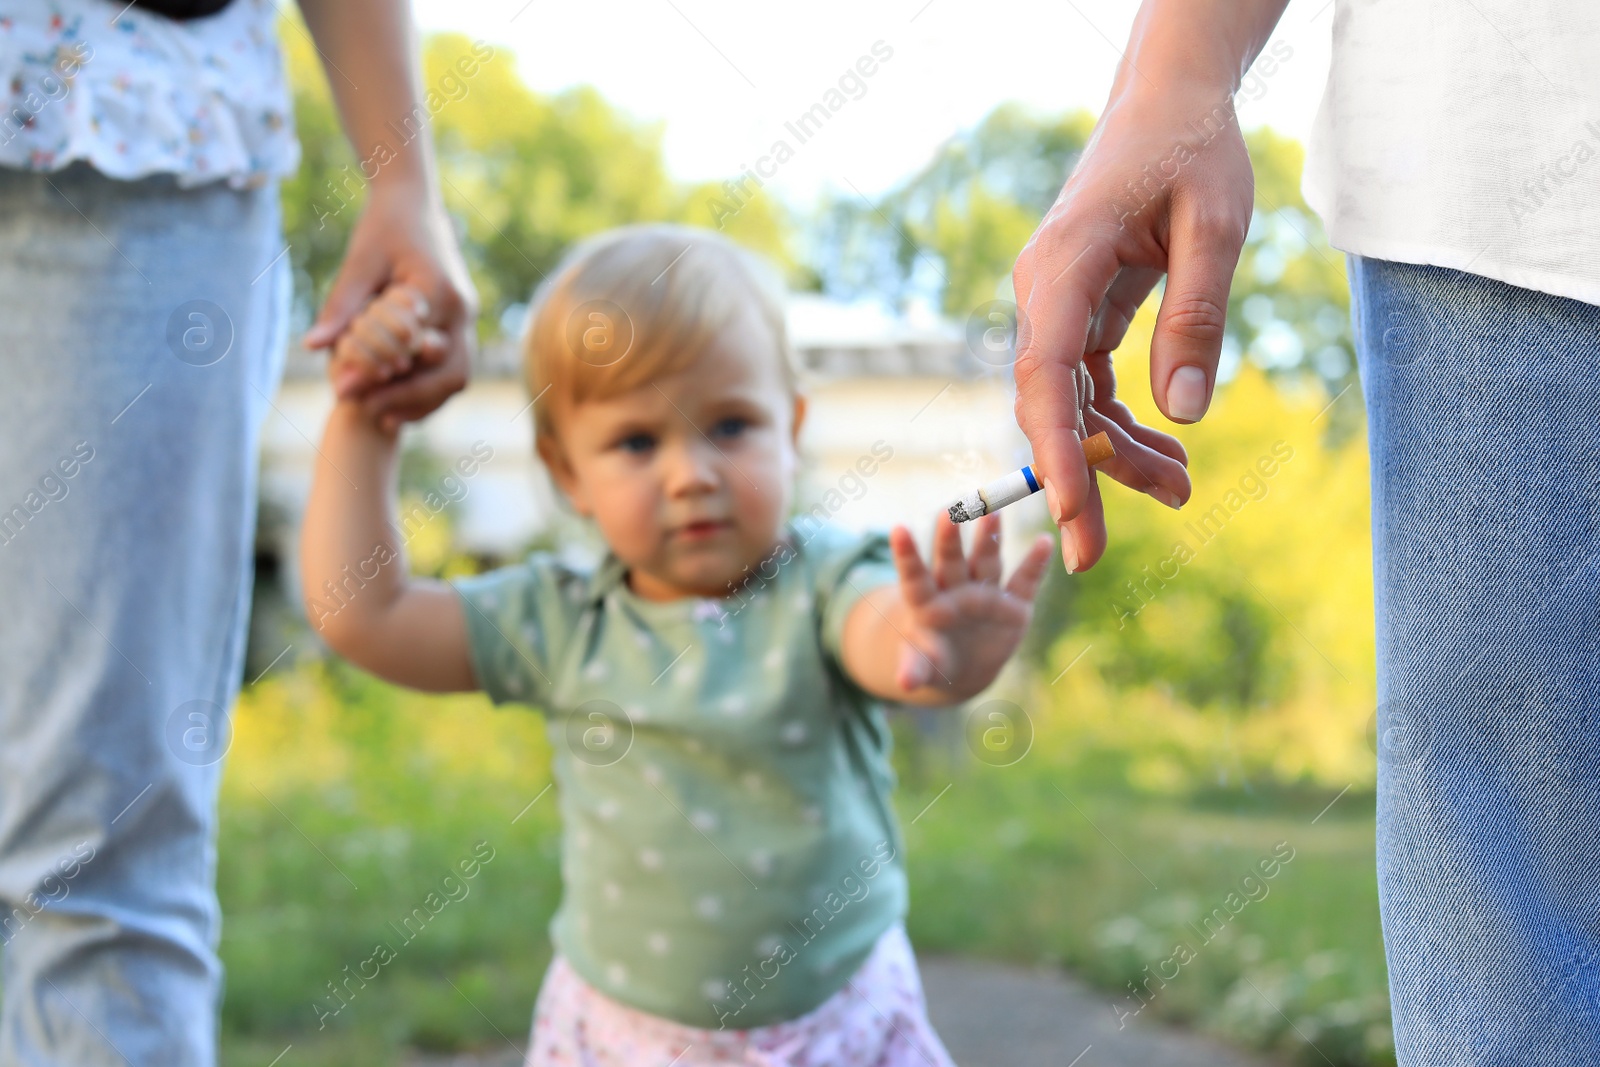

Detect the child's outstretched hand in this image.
[327,282,449,425]
[886,512,1054,698]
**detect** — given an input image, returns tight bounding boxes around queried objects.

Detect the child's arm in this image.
[299,306,477,693]
[839,512,1053,706]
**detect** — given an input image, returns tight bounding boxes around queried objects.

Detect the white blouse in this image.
[0,0,299,190]
[1302,1,1600,307]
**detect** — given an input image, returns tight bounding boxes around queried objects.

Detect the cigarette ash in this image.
[947,490,985,524]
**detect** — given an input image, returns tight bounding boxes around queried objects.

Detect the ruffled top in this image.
[0,0,299,190]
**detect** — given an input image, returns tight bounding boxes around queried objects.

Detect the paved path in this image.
[918,955,1277,1067]
[408,955,1276,1067]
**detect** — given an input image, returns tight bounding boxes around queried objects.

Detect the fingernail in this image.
[1043,478,1066,526]
[1168,365,1210,421]
[1061,539,1080,574]
[1153,489,1183,510]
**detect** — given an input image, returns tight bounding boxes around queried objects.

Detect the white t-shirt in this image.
[1302,2,1600,307]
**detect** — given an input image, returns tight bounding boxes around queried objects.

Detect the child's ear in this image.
[537,436,592,517]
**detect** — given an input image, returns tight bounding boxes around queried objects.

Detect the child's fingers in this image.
[413,327,450,368]
[324,286,435,398]
[368,288,426,352]
[328,353,367,397]
[931,513,966,589]
[349,308,411,376]
[380,281,430,322]
[331,333,387,389]
[969,512,1003,583]
[889,525,938,609]
[1003,532,1057,603]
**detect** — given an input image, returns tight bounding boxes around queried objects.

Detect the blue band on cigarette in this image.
[1020,465,1039,492]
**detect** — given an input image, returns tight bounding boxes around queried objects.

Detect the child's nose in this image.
[663,440,721,495]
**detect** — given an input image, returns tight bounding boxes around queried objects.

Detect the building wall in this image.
[265,329,1052,590]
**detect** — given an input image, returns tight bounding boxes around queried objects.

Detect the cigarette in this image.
[946,431,1116,523]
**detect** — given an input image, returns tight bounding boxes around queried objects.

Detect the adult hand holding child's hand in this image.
[303,183,478,433]
[325,282,450,431]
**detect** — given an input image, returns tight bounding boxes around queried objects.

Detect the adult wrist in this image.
[1109,41,1242,112]
[1111,0,1285,104]
[364,146,440,205]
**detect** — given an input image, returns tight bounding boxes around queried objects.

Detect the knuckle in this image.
[1011,241,1037,285]
[1010,384,1049,436]
[1011,388,1031,426]
[1182,192,1250,250]
[1011,345,1048,389]
[1160,292,1228,344]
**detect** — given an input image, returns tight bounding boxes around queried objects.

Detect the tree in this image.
[276,17,792,341]
[809,102,1094,316]
[806,104,1356,417]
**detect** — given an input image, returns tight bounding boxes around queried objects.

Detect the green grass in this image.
[210,662,1392,1066]
[897,760,1392,1066]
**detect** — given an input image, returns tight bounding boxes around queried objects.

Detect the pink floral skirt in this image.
[524,923,957,1066]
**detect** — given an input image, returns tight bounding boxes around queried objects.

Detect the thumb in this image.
[897,644,932,691]
[1149,196,1246,424]
[304,257,387,350]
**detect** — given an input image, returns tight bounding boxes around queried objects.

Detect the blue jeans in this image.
[1352,255,1600,1065]
[0,162,287,1066]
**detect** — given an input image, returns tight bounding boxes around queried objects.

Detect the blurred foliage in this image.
[1021,298,1375,793]
[277,18,794,341]
[809,102,1092,317]
[899,766,1391,1067]
[1229,129,1361,445]
[219,661,560,1060]
[808,106,1358,441]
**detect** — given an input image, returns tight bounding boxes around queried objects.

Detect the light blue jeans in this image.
[1352,256,1600,1065]
[0,162,287,1065]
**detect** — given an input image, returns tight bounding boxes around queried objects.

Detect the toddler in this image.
[299,223,1053,1066]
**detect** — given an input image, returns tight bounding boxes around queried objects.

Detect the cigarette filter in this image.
[946,431,1116,523]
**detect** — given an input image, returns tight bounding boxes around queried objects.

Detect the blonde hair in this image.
[522,223,799,464]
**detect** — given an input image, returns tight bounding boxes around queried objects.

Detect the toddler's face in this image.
[544,307,805,601]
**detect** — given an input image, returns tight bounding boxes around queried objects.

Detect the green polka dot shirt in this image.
[450,518,909,1029]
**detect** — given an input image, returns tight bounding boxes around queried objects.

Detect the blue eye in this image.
[618,432,656,454]
[712,416,749,439]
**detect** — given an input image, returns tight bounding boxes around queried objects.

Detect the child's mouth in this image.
[676,519,731,540]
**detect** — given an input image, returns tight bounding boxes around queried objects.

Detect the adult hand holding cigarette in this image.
[947,432,1116,524]
[1002,0,1269,572]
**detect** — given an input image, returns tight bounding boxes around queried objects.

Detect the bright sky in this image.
[413,0,1335,208]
